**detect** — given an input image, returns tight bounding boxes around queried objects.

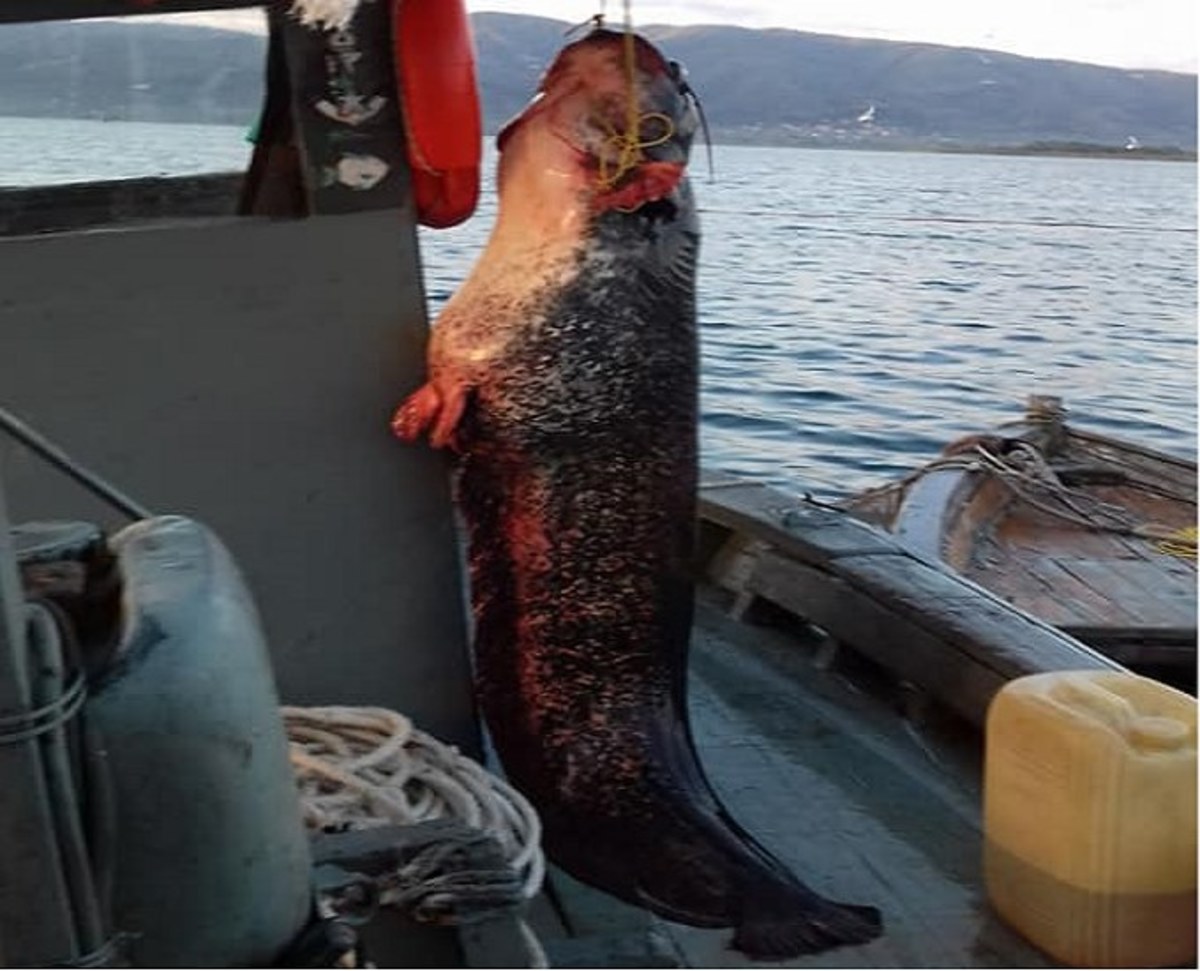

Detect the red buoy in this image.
[394,0,483,228]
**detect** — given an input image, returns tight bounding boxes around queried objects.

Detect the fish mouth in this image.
[497,28,699,211]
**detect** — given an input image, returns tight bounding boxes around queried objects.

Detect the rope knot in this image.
[592,21,677,210]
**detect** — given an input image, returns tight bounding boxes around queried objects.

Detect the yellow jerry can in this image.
[984,670,1196,967]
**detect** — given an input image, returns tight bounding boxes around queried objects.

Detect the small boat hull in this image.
[846,398,1197,691]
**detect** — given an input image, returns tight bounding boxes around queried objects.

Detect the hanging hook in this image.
[565,2,607,37]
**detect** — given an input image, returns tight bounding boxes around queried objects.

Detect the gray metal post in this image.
[0,475,79,964]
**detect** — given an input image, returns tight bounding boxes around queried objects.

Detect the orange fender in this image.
[394,0,482,228]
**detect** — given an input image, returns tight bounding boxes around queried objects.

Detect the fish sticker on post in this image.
[321,153,390,191]
[393,17,883,960]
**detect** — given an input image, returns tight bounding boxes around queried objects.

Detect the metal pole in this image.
[0,473,80,964]
[0,406,151,522]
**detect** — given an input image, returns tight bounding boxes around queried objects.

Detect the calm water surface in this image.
[3,118,1195,498]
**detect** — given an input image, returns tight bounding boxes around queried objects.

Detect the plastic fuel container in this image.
[984,670,1196,967]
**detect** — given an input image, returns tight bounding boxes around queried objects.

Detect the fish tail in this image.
[732,889,882,959]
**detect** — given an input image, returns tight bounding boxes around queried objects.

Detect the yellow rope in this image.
[593,0,676,200]
[1155,525,1198,558]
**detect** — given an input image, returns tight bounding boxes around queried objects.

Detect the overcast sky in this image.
[146,0,1197,73]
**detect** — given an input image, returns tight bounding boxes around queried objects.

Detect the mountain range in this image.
[474,15,1196,151]
[0,13,1194,152]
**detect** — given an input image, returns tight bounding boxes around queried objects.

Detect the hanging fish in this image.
[394,27,882,959]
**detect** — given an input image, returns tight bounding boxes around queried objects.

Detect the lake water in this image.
[3,116,1196,498]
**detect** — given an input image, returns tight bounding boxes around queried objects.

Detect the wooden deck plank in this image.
[1055,557,1196,628]
[976,580,1105,634]
[961,537,1194,669]
[960,487,1196,650]
[995,514,1143,561]
[1001,554,1141,629]
[1103,526,1192,569]
[1094,484,1198,528]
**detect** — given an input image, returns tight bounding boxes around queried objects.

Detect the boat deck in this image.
[956,436,1196,674]
[963,486,1195,652]
[531,593,1053,968]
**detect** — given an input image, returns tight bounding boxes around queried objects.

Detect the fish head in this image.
[496,28,698,214]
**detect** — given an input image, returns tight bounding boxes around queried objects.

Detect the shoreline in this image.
[1,112,1195,164]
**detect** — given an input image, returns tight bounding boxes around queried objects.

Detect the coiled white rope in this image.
[282,706,545,906]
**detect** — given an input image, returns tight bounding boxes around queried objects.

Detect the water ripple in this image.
[6,121,1190,500]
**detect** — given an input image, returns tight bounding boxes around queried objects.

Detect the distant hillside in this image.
[472,14,1196,151]
[0,21,263,126]
[0,14,1195,152]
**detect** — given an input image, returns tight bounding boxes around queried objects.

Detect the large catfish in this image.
[393,27,881,959]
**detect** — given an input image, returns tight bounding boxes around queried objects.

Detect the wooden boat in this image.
[844,396,1197,691]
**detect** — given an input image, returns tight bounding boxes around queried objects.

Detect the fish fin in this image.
[595,161,685,213]
[392,382,441,442]
[633,884,730,930]
[731,896,882,960]
[392,380,470,450]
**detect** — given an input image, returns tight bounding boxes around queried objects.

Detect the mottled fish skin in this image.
[395,29,882,959]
